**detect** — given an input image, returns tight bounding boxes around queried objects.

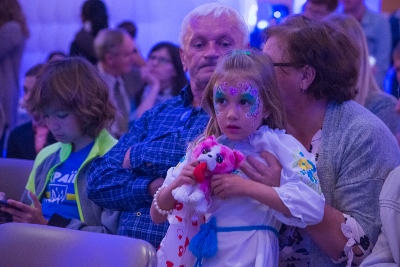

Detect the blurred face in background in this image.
[108,33,136,75]
[147,47,177,89]
[303,2,331,20]
[341,0,363,13]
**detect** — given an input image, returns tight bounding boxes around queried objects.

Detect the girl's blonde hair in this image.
[26,57,116,138]
[202,50,286,138]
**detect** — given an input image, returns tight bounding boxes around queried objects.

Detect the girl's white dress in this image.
[157,126,325,267]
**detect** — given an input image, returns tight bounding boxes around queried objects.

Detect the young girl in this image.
[150,50,325,266]
[0,57,120,233]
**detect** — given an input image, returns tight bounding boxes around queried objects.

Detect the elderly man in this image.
[94,28,139,137]
[87,3,249,248]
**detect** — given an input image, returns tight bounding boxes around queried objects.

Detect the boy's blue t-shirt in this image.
[41,142,94,220]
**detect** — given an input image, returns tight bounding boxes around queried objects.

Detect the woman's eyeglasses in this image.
[148,55,172,64]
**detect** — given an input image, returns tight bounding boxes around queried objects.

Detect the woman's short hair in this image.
[26,57,116,138]
[264,15,359,103]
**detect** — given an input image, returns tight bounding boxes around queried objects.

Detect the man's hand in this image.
[240,151,281,187]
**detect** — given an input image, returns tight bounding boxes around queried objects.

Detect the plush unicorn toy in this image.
[172,136,245,213]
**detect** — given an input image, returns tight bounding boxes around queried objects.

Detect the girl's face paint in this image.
[213,77,270,141]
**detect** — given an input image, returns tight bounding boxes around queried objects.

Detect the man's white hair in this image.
[179,3,248,48]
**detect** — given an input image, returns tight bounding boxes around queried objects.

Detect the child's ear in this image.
[262,109,271,120]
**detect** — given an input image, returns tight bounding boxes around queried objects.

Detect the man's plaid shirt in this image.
[87,85,209,247]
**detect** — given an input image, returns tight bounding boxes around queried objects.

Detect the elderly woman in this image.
[242,15,400,266]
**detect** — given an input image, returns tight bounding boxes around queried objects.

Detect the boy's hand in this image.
[0,191,48,225]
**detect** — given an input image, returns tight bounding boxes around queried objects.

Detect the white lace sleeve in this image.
[332,213,374,266]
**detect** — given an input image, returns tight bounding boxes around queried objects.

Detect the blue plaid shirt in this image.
[87,85,209,247]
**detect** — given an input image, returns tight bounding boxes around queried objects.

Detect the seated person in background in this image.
[134,42,189,119]
[0,57,120,233]
[342,0,391,88]
[7,64,57,160]
[360,166,400,266]
[117,20,147,116]
[117,20,146,67]
[94,28,138,137]
[86,3,249,248]
[302,0,338,20]
[324,14,400,140]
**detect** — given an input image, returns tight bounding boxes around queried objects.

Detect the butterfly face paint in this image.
[213,78,267,141]
[213,81,261,118]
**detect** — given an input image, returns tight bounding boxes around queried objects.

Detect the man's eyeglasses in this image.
[148,55,172,64]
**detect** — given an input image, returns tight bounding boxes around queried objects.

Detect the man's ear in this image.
[180,48,188,72]
[300,65,316,90]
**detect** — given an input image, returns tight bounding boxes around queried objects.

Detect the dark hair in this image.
[148,42,188,96]
[81,0,108,37]
[26,57,116,138]
[47,51,68,62]
[117,21,137,39]
[264,15,359,103]
[307,0,338,12]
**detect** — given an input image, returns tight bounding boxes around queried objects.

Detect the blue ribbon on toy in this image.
[189,217,278,267]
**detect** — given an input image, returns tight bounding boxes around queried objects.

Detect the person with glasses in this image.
[86,3,249,249]
[258,15,400,266]
[133,42,189,119]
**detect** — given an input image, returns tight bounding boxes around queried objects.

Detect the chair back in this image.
[0,222,157,267]
[0,158,34,200]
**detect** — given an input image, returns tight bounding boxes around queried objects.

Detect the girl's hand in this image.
[211,173,248,199]
[0,191,48,225]
[170,160,199,190]
[240,151,282,187]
